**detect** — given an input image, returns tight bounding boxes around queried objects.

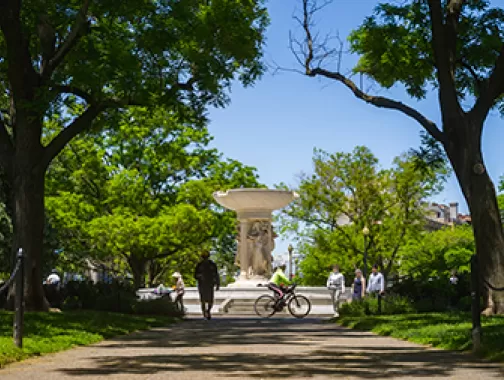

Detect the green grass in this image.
[338,312,504,361]
[0,310,177,368]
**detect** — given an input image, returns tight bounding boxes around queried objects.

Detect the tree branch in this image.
[295,0,444,143]
[41,104,102,169]
[446,0,465,63]
[43,0,91,79]
[52,84,94,104]
[308,68,445,143]
[471,45,504,123]
[0,118,13,174]
[427,0,463,114]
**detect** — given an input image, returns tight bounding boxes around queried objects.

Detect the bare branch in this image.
[471,45,504,123]
[43,0,91,79]
[292,0,444,143]
[309,68,445,143]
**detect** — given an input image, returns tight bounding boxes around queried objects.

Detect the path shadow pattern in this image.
[58,318,503,379]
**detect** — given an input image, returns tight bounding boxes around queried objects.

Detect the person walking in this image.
[327,265,345,317]
[366,264,385,295]
[351,269,366,301]
[366,264,385,313]
[172,272,185,312]
[194,251,220,320]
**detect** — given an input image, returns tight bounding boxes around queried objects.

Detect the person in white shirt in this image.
[46,270,61,286]
[172,272,185,312]
[366,264,385,295]
[327,265,345,317]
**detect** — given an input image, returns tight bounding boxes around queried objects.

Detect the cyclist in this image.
[269,265,291,306]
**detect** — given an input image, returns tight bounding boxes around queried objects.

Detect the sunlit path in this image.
[1,317,502,379]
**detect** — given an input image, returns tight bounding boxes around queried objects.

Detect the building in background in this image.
[424,202,471,231]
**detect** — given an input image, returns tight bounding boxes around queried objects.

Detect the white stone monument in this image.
[213,188,299,287]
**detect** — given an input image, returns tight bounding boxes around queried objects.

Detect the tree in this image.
[0,1,268,309]
[87,205,213,288]
[290,0,504,313]
[399,225,475,279]
[46,107,262,287]
[278,146,445,283]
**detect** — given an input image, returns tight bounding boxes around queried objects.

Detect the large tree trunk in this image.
[128,256,146,289]
[445,117,504,314]
[8,164,49,311]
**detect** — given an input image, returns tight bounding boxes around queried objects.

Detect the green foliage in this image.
[0,311,176,367]
[339,295,415,316]
[349,0,504,107]
[338,313,504,361]
[497,178,504,222]
[1,0,269,113]
[278,146,446,284]
[398,226,475,279]
[45,107,261,287]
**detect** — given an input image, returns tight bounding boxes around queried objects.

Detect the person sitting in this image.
[269,265,290,302]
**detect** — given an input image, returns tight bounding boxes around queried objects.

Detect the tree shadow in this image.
[59,349,504,378]
[54,317,503,378]
[96,317,378,349]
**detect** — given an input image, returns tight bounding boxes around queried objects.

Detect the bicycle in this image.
[254,283,311,318]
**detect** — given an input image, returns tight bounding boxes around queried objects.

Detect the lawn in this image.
[338,312,504,361]
[0,310,177,368]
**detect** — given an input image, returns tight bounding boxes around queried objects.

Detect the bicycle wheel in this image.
[288,294,311,318]
[254,295,277,318]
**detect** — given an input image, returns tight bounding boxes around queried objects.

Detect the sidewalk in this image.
[1,317,503,379]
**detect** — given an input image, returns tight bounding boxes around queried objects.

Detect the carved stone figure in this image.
[247,220,275,277]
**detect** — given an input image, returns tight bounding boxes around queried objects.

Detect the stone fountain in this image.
[213,188,299,287]
[137,187,348,316]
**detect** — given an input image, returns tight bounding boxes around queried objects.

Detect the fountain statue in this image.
[213,188,298,287]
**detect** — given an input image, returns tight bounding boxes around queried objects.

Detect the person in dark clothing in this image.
[194,251,220,320]
[351,269,366,301]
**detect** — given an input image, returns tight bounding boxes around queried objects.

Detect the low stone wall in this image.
[137,286,352,316]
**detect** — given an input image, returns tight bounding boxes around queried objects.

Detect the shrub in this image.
[340,295,415,316]
[94,291,136,314]
[60,280,137,313]
[134,297,184,317]
[389,275,471,313]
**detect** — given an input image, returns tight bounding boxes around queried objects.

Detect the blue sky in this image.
[207,0,504,262]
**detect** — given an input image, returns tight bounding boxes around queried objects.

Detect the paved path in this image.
[1,317,503,379]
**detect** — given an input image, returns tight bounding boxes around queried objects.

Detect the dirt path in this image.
[1,317,502,379]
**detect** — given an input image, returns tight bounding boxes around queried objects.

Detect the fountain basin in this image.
[213,188,298,216]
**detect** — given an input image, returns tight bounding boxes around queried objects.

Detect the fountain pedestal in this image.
[213,189,298,287]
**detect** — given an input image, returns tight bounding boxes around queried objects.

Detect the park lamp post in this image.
[288,244,294,280]
[362,226,370,280]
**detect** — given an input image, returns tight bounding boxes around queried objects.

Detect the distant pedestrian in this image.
[194,251,220,320]
[450,271,459,285]
[46,269,61,287]
[172,272,185,312]
[352,269,366,301]
[327,265,345,317]
[366,264,385,295]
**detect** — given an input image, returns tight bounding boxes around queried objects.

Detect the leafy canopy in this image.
[350,0,504,108]
[45,107,261,286]
[278,146,447,284]
[398,225,475,279]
